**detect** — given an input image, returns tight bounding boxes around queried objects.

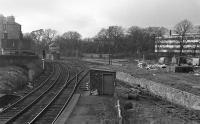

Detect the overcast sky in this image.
[0,0,200,38]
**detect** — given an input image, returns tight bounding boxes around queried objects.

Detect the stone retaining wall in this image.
[0,55,39,67]
[0,55,42,94]
[116,72,200,110]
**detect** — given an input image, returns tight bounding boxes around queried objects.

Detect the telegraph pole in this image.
[42,50,45,70]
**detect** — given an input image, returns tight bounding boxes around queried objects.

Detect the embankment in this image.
[117,72,200,110]
[0,55,42,94]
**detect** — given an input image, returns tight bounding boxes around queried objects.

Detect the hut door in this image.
[103,74,114,95]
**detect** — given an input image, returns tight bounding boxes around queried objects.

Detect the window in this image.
[3,24,6,30]
[3,33,8,39]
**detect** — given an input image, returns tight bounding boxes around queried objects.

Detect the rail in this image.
[0,63,64,124]
[0,61,88,124]
[0,62,54,113]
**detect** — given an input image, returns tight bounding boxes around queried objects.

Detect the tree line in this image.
[23,19,200,58]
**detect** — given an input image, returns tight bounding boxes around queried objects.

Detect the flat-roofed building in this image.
[155,34,200,56]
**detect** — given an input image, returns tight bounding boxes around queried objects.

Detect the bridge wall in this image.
[0,55,40,67]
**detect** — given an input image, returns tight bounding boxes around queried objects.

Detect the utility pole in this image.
[109,47,111,64]
[42,50,45,70]
[108,42,112,65]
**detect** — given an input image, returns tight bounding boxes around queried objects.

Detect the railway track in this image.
[33,62,53,87]
[31,70,89,124]
[0,62,64,123]
[0,62,53,109]
[0,62,54,111]
[0,61,88,124]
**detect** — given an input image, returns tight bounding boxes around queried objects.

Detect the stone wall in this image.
[0,55,42,81]
[0,55,39,67]
[83,53,109,58]
[0,55,43,94]
[116,72,200,110]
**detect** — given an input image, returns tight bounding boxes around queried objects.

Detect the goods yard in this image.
[82,57,200,124]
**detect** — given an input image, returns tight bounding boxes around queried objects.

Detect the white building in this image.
[155,34,200,55]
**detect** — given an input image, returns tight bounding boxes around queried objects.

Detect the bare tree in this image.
[22,33,34,51]
[107,26,124,40]
[62,31,81,49]
[197,26,200,34]
[94,28,110,53]
[146,27,168,37]
[145,27,168,57]
[43,29,57,44]
[31,29,44,41]
[95,28,109,41]
[62,31,81,57]
[30,29,44,54]
[174,19,193,56]
[107,26,124,53]
[62,31,81,41]
[127,26,143,55]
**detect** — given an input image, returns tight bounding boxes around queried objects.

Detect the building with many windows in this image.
[0,14,22,54]
[155,34,200,57]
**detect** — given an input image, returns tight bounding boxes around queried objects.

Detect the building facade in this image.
[0,14,22,54]
[155,34,200,56]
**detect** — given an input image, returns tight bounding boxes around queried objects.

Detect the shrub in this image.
[124,102,133,110]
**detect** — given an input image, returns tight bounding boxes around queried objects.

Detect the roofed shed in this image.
[89,68,116,96]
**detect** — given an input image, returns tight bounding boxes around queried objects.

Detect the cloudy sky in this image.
[0,0,200,38]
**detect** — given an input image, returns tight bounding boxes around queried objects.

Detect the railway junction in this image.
[0,14,200,124]
[0,57,200,124]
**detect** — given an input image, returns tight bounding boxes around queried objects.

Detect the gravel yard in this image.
[82,58,200,96]
[82,58,200,123]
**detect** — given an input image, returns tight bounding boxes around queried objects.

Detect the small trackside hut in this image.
[89,68,116,96]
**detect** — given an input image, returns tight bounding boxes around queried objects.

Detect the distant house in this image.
[0,14,23,54]
[49,42,59,53]
[48,42,60,60]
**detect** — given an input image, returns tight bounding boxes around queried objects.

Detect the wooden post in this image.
[42,58,45,70]
[116,100,122,124]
